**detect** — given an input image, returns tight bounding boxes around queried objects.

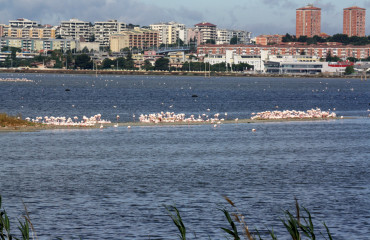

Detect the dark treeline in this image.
[282,33,370,46]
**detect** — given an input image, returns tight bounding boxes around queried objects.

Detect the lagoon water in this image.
[0,73,369,239]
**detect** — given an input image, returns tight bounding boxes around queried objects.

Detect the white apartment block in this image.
[216,29,229,45]
[60,19,92,41]
[94,20,127,47]
[204,50,266,72]
[230,30,252,44]
[216,29,252,45]
[9,18,38,28]
[150,22,186,45]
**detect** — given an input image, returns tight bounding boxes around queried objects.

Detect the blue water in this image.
[0,73,369,239]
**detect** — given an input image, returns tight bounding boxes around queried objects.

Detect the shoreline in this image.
[0,68,363,78]
[0,117,346,133]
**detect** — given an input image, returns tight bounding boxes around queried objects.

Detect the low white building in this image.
[204,50,266,72]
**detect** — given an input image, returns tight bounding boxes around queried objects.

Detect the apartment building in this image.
[9,18,38,28]
[296,4,321,38]
[149,22,186,45]
[110,28,159,52]
[343,6,366,37]
[194,22,217,44]
[197,43,370,59]
[255,35,283,46]
[4,25,57,39]
[187,28,203,45]
[216,29,252,45]
[94,20,127,47]
[230,30,252,44]
[0,24,5,37]
[216,29,229,45]
[60,19,92,41]
[0,37,78,52]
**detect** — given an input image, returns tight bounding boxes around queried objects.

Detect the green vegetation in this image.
[0,195,33,240]
[206,39,216,44]
[74,54,93,69]
[166,197,334,240]
[0,113,34,128]
[154,57,170,71]
[345,65,355,75]
[230,36,240,45]
[181,62,253,72]
[0,194,336,239]
[282,33,370,46]
[325,52,341,62]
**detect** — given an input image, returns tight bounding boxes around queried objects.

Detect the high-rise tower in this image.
[343,6,366,37]
[296,4,321,38]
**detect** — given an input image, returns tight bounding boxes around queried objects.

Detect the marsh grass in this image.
[0,113,35,127]
[167,197,334,240]
[0,196,33,240]
[164,205,187,240]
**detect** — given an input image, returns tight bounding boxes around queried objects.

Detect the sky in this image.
[1,0,370,36]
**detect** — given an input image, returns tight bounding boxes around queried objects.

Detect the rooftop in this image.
[297,4,321,11]
[344,6,366,11]
[195,22,216,27]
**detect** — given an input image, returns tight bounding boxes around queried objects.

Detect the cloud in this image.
[314,1,336,12]
[261,0,299,9]
[0,0,195,26]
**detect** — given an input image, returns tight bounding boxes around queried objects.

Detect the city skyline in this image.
[1,0,370,36]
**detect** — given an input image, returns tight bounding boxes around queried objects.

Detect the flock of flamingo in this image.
[139,111,227,123]
[251,108,337,120]
[0,77,33,82]
[23,109,340,128]
[25,114,111,126]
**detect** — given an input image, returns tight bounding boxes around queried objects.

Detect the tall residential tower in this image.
[296,4,321,38]
[343,6,366,37]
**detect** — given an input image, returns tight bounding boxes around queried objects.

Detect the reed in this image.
[0,195,32,240]
[167,197,334,240]
[164,205,187,240]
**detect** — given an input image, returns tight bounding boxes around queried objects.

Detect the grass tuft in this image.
[0,113,35,127]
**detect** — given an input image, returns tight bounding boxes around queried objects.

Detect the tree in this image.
[75,54,93,69]
[116,57,126,69]
[101,58,115,69]
[124,52,135,69]
[230,36,239,45]
[313,35,326,43]
[306,38,317,45]
[344,65,355,75]
[120,47,130,53]
[176,38,184,46]
[347,57,357,62]
[205,39,216,44]
[143,59,153,71]
[326,51,341,62]
[297,36,308,42]
[282,33,296,42]
[89,34,96,42]
[154,57,169,71]
[329,34,350,44]
[81,46,90,53]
